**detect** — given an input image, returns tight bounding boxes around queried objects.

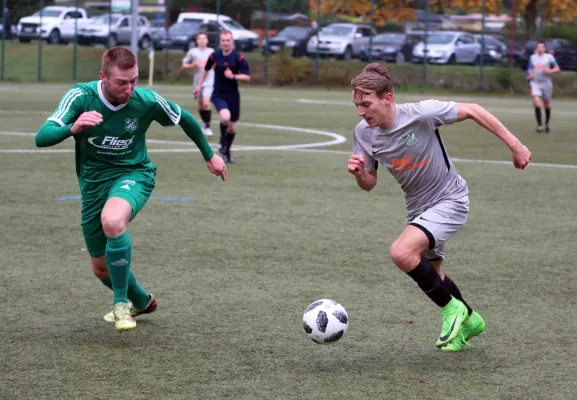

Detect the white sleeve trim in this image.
[154,94,181,125]
[47,117,65,127]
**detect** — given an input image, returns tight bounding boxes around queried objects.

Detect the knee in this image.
[92,259,109,280]
[101,213,127,238]
[390,241,418,270]
[219,110,231,125]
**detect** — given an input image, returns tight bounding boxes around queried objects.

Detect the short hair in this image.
[196,31,208,39]
[220,29,233,38]
[101,46,137,75]
[351,63,393,99]
[537,40,546,47]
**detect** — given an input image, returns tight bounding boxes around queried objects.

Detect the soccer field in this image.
[1,83,577,399]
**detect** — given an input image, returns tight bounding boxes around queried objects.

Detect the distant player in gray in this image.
[528,40,560,133]
[182,32,215,136]
[348,63,532,352]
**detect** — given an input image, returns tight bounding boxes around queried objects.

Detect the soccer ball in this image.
[303,299,349,344]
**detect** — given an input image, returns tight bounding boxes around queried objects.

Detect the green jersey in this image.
[44,80,191,189]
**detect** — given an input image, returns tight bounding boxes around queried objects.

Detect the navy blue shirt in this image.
[205,49,250,94]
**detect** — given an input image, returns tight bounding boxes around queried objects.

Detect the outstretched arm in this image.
[35,121,73,147]
[456,103,532,169]
[179,109,227,180]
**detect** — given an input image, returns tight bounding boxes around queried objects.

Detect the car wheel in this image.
[139,35,151,50]
[395,52,405,64]
[342,46,352,61]
[47,29,60,45]
[473,55,481,65]
[107,34,118,48]
[447,54,456,64]
[19,38,31,43]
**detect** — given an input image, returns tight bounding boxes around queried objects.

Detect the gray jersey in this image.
[183,47,215,88]
[353,100,469,217]
[530,53,557,85]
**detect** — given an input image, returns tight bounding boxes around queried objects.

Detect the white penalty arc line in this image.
[2,129,577,170]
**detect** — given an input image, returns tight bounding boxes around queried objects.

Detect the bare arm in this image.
[233,74,250,82]
[196,69,208,89]
[456,103,531,169]
[181,61,197,69]
[348,155,378,191]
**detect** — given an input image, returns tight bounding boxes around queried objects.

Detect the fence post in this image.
[479,0,486,91]
[422,0,429,86]
[1,0,6,81]
[38,0,44,82]
[313,0,320,85]
[73,0,79,80]
[538,0,545,39]
[368,0,374,63]
[264,0,270,85]
[164,0,169,78]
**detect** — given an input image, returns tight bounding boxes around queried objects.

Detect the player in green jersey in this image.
[35,47,227,332]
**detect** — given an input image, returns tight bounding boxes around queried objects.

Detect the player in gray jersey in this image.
[528,40,560,133]
[182,32,215,136]
[348,63,532,352]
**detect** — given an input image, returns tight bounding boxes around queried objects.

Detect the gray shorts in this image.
[199,85,213,99]
[531,82,553,101]
[408,195,469,261]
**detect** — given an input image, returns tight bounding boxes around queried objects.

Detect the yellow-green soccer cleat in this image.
[441,311,486,352]
[104,294,157,323]
[435,297,469,348]
[113,302,136,332]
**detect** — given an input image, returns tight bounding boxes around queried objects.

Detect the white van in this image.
[176,12,258,52]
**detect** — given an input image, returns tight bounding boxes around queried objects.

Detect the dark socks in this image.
[199,109,211,128]
[101,278,113,290]
[545,107,551,124]
[535,107,542,126]
[224,131,236,151]
[219,123,227,147]
[443,275,473,316]
[407,257,452,308]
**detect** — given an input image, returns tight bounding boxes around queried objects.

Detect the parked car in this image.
[176,12,258,52]
[552,42,577,71]
[261,25,316,57]
[359,33,418,64]
[474,34,507,65]
[412,31,481,64]
[17,6,90,44]
[306,23,376,60]
[487,34,525,65]
[152,21,220,52]
[78,13,152,50]
[519,38,571,70]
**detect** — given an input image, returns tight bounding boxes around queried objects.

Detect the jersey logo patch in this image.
[403,131,419,147]
[125,118,139,133]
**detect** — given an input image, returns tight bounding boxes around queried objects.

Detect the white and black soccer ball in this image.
[303,299,348,344]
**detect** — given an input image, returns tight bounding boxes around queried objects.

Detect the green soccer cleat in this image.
[435,297,469,348]
[440,311,485,352]
[113,302,136,332]
[104,294,157,323]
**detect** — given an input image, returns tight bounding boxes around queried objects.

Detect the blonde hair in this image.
[101,46,137,76]
[351,63,393,99]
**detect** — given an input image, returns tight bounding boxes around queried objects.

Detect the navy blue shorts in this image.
[211,91,240,122]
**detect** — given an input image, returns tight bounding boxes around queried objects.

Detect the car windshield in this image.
[374,34,404,43]
[32,9,63,18]
[426,34,455,44]
[221,19,244,30]
[321,26,354,36]
[91,15,120,25]
[169,22,199,34]
[277,27,309,39]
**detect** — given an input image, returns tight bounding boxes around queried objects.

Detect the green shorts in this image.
[81,170,156,258]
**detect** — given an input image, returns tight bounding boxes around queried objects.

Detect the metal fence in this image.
[0,0,561,90]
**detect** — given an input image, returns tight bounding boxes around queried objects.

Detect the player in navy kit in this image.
[195,30,251,163]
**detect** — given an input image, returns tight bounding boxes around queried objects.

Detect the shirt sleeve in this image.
[549,54,558,68]
[353,129,377,173]
[151,92,182,126]
[204,53,215,70]
[237,54,250,75]
[47,86,84,127]
[417,99,458,127]
[182,49,195,64]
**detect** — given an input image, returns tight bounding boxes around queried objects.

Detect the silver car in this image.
[78,13,152,50]
[412,31,482,64]
[306,23,376,60]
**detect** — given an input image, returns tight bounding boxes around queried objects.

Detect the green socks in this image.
[105,232,132,305]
